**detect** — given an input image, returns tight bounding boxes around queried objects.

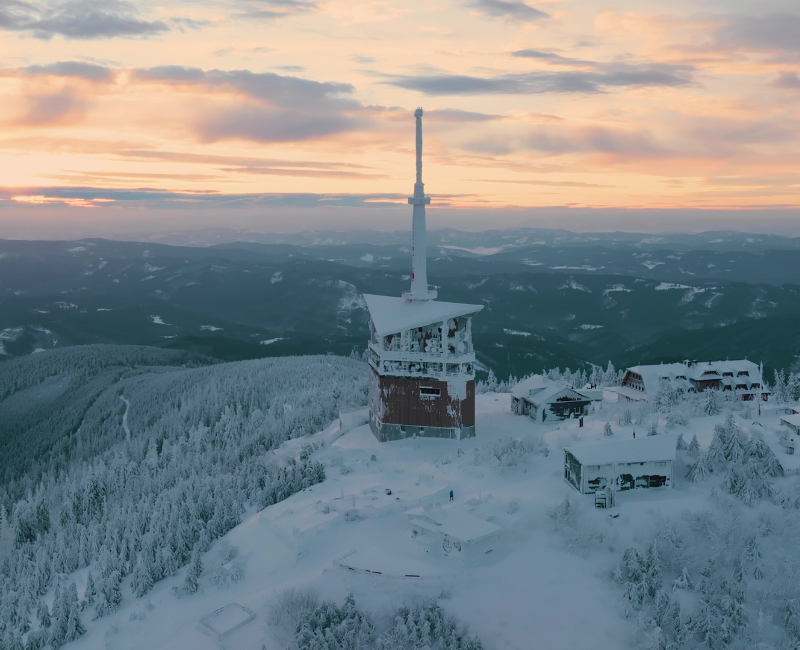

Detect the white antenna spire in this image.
[405,107,436,301]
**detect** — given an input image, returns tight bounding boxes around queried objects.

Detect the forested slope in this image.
[0,346,213,487]
[0,347,368,648]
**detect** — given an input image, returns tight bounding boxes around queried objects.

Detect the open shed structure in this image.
[365,108,482,442]
[406,506,500,561]
[564,434,677,494]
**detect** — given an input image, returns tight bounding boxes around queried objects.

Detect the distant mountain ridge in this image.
[90,227,800,252]
[1,235,798,378]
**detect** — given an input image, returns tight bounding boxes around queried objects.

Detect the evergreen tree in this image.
[688,434,700,456]
[703,389,721,416]
[675,434,686,451]
[184,548,202,594]
[132,556,154,598]
[63,597,85,643]
[36,599,51,629]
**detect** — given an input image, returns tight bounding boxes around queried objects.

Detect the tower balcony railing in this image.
[368,341,474,362]
[369,358,476,381]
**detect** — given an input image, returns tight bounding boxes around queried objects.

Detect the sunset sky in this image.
[1,0,800,237]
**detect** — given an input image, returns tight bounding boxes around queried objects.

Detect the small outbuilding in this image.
[781,414,800,435]
[511,375,594,422]
[564,434,677,494]
[406,506,500,561]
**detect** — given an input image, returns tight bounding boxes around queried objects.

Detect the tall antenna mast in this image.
[405,107,436,301]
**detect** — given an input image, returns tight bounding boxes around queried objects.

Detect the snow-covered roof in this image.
[407,507,500,544]
[566,434,678,466]
[606,386,649,402]
[363,294,483,336]
[511,374,550,399]
[512,376,596,404]
[625,360,762,394]
[781,414,800,428]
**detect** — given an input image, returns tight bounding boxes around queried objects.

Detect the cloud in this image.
[466,126,667,158]
[0,60,115,82]
[129,65,369,143]
[0,186,409,209]
[510,49,594,66]
[0,0,169,40]
[131,66,356,109]
[468,0,547,21]
[384,63,693,95]
[234,0,316,21]
[425,109,501,122]
[772,71,800,90]
[194,105,359,143]
[715,13,800,56]
[16,89,88,125]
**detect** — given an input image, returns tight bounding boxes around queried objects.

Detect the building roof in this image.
[625,360,763,394]
[511,374,550,399]
[606,386,649,402]
[566,433,678,466]
[781,414,800,428]
[512,375,596,404]
[363,294,483,337]
[406,507,500,544]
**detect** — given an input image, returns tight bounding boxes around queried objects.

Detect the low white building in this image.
[781,413,800,435]
[619,360,769,403]
[406,506,500,561]
[511,375,595,422]
[564,434,677,494]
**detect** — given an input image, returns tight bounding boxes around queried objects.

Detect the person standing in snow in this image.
[449,490,454,501]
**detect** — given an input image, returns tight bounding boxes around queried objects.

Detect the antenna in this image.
[405,107,436,301]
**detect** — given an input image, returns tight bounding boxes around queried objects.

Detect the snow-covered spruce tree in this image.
[675,434,686,451]
[703,388,722,416]
[654,379,681,412]
[773,369,789,404]
[647,421,659,437]
[131,555,154,598]
[183,548,203,595]
[788,372,800,402]
[687,434,700,457]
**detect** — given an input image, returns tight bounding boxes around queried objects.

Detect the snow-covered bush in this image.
[376,602,483,650]
[208,542,244,587]
[268,587,321,629]
[473,435,544,470]
[688,415,783,505]
[295,595,375,650]
[281,597,485,650]
[547,497,614,555]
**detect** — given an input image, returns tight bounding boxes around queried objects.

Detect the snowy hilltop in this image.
[1,347,800,649]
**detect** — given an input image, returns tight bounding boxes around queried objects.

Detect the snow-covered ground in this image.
[64,393,798,650]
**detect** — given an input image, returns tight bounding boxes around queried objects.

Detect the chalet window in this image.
[656,462,666,467]
[737,371,749,376]
[420,386,441,397]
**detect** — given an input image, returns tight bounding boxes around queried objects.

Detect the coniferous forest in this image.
[0,346,368,648]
